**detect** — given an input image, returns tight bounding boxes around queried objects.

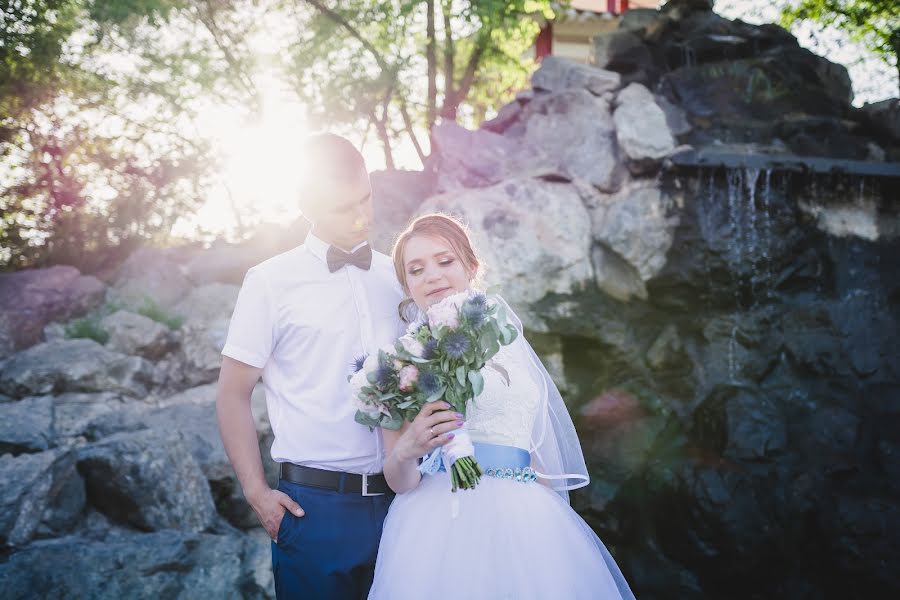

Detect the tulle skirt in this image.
[369,471,636,600]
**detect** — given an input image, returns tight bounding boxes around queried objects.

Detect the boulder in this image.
[76,428,217,532]
[0,266,105,359]
[0,529,274,599]
[0,339,153,399]
[106,247,193,310]
[417,177,594,331]
[520,89,626,192]
[613,83,677,171]
[0,449,84,547]
[101,310,177,359]
[531,55,622,96]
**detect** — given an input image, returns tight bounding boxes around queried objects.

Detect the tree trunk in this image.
[426,0,438,132]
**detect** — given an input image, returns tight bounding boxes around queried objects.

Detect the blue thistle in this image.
[417,369,442,397]
[374,354,395,389]
[462,295,489,327]
[443,331,471,360]
[422,338,439,360]
[351,354,368,373]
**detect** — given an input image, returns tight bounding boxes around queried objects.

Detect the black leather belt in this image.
[279,462,392,496]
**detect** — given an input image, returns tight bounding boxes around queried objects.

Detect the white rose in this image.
[399,335,425,357]
[362,354,379,374]
[350,369,371,411]
[427,301,460,330]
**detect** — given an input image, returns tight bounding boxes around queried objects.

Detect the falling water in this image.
[744,168,761,299]
[725,169,744,382]
[719,167,776,381]
[761,169,773,298]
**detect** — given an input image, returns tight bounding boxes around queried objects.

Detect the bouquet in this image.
[350,290,519,491]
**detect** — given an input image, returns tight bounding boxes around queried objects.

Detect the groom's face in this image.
[304,167,373,251]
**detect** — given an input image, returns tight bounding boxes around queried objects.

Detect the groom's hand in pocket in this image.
[249,487,305,542]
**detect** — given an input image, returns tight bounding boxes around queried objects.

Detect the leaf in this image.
[468,369,484,396]
[381,412,404,430]
[456,365,467,386]
[425,386,447,404]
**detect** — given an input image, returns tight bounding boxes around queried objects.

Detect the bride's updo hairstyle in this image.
[392,213,483,321]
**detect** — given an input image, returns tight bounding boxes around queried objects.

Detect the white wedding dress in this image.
[368,342,637,600]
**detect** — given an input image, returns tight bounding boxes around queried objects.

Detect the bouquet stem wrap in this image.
[418,421,482,492]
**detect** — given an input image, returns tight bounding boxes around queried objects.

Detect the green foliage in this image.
[64,311,110,344]
[286,0,554,165]
[1,0,259,273]
[780,0,900,85]
[136,298,183,330]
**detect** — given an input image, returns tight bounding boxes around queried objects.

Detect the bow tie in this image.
[326,243,372,272]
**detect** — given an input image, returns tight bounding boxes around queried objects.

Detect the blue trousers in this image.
[271,479,393,600]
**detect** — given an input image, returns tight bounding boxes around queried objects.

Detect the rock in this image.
[0,265,106,359]
[370,169,435,253]
[417,177,594,331]
[107,247,193,310]
[142,389,229,481]
[481,100,524,134]
[581,414,667,510]
[590,31,655,80]
[101,310,177,360]
[76,428,217,532]
[178,320,229,386]
[531,56,622,96]
[693,387,787,462]
[1,449,83,548]
[618,8,667,33]
[591,243,647,301]
[613,83,677,171]
[183,219,309,287]
[0,395,53,454]
[521,89,625,191]
[859,98,900,143]
[430,121,554,192]
[587,181,679,284]
[171,283,239,328]
[646,324,685,370]
[655,93,693,137]
[0,529,274,599]
[42,322,66,343]
[580,389,644,428]
[52,392,140,441]
[0,339,153,399]
[661,44,853,124]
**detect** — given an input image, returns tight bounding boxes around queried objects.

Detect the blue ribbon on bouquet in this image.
[418,447,445,475]
[418,441,531,475]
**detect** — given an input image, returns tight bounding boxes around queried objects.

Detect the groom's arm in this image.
[217,357,303,540]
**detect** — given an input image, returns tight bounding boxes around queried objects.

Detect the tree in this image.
[285,0,554,167]
[780,0,900,93]
[1,0,261,272]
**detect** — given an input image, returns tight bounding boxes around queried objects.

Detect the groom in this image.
[216,133,403,599]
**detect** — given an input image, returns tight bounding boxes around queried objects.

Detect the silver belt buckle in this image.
[361,473,385,496]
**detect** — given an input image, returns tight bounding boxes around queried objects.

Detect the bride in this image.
[368,214,636,599]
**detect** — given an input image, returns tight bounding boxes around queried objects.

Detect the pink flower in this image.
[427,300,461,330]
[398,365,420,391]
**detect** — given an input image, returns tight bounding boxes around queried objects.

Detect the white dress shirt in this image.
[222,232,404,474]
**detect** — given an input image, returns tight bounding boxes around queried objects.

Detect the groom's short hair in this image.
[299,132,367,186]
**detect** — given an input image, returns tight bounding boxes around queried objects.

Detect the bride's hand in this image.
[393,401,463,463]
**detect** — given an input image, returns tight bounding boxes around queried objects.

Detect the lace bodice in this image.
[464,340,540,450]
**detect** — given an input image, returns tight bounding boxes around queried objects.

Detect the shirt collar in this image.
[305,230,369,264]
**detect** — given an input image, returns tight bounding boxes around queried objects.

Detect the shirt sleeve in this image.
[221,267,275,369]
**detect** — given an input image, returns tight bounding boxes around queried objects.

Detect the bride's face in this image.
[402,234,472,310]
